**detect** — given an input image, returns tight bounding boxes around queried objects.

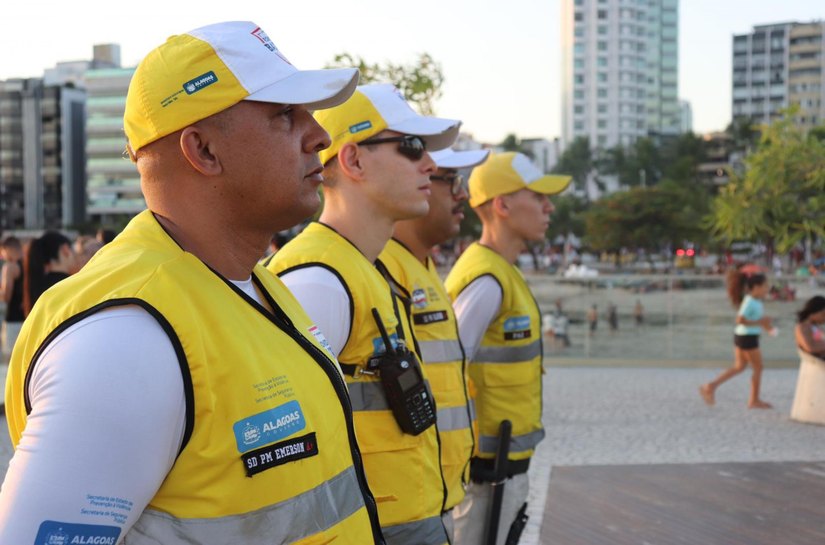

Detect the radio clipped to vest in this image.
[367,308,436,436]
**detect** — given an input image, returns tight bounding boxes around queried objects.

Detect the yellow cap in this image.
[468,152,572,208]
[314,83,460,165]
[124,21,359,152]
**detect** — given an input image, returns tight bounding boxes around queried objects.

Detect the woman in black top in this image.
[23,231,76,317]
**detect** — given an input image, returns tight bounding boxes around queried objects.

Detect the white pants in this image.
[2,320,22,358]
[452,473,529,545]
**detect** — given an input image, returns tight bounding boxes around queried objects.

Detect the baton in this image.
[484,419,512,545]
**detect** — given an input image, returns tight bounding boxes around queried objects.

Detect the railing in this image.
[526,273,822,364]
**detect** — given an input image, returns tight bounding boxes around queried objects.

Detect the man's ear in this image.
[179,126,223,176]
[336,142,367,182]
[491,195,510,218]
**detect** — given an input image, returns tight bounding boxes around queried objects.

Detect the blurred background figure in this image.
[795,295,825,359]
[587,304,598,336]
[72,236,104,273]
[634,299,645,327]
[96,228,116,245]
[607,302,619,334]
[22,231,76,317]
[1,237,25,358]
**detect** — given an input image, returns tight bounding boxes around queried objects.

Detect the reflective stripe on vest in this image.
[347,381,389,411]
[382,515,448,545]
[474,339,542,363]
[478,429,546,455]
[418,339,464,364]
[347,380,435,412]
[436,405,471,432]
[128,467,363,544]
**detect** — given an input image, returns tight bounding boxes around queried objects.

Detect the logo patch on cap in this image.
[250,27,277,52]
[350,121,372,134]
[182,71,218,95]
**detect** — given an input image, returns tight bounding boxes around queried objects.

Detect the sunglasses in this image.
[430,173,465,196]
[358,134,427,161]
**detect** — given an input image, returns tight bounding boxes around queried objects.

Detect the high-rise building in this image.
[789,22,825,130]
[561,0,680,150]
[679,100,693,133]
[732,21,824,130]
[0,78,86,230]
[732,23,795,126]
[84,66,141,224]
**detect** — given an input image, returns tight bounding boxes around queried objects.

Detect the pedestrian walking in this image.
[700,266,773,409]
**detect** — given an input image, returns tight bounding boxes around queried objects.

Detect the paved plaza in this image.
[2,364,821,543]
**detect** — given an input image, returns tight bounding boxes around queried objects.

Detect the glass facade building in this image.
[562,0,681,150]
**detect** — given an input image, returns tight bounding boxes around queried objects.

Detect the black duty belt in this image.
[470,456,530,483]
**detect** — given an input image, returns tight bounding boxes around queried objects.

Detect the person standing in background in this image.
[445,152,571,545]
[21,231,76,317]
[1,237,25,358]
[379,146,489,540]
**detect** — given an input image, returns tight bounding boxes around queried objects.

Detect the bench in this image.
[791,349,825,425]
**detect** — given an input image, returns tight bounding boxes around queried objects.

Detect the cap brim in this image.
[388,116,461,151]
[245,67,359,110]
[431,149,490,169]
[527,175,573,196]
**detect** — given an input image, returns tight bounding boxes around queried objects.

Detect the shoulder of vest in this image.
[24,298,195,456]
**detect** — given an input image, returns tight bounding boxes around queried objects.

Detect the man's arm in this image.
[452,276,503,361]
[0,307,186,544]
[280,266,352,357]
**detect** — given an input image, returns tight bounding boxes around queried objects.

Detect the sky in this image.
[0,1,823,144]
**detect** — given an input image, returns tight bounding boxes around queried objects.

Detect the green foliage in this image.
[709,108,825,253]
[326,52,444,115]
[583,185,709,252]
[547,193,588,241]
[552,136,592,193]
[598,133,707,187]
[499,134,534,159]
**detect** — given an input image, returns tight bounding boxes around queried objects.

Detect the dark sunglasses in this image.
[430,173,465,196]
[358,134,427,161]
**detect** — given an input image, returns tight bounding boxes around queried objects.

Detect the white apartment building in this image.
[561,0,680,150]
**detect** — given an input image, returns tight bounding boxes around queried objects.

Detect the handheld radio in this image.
[368,308,436,435]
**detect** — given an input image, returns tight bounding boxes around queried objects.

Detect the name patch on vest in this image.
[413,310,449,325]
[233,400,307,453]
[503,315,532,341]
[308,325,335,359]
[35,520,121,545]
[242,432,319,477]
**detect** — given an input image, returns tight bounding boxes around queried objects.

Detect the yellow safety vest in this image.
[445,242,545,465]
[269,223,449,545]
[5,211,383,545]
[379,238,474,511]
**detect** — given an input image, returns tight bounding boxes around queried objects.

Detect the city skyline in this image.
[1,0,823,144]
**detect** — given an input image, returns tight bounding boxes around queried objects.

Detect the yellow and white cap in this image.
[124,21,359,152]
[430,148,490,169]
[468,152,572,208]
[314,83,460,165]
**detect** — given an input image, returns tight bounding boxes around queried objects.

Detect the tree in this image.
[499,134,534,158]
[583,185,707,255]
[552,137,592,194]
[547,193,588,242]
[709,108,825,255]
[659,132,707,183]
[326,52,444,115]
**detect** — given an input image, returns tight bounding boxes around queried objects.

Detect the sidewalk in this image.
[1,366,820,543]
[522,367,822,545]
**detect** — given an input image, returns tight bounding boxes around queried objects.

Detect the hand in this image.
[761,317,773,329]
